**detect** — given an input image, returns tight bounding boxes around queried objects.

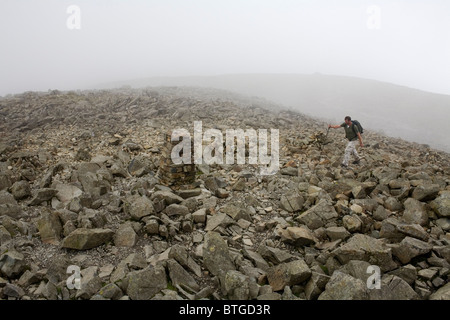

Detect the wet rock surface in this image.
[0,86,449,300]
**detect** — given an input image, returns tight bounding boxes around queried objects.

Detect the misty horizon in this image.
[1,1,450,96]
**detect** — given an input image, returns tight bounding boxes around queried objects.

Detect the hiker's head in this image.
[344,116,352,126]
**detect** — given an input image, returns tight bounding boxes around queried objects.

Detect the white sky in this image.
[1,0,449,96]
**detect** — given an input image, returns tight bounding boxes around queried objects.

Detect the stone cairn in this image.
[157,131,196,187]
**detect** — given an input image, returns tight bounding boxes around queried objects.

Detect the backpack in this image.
[352,120,363,134]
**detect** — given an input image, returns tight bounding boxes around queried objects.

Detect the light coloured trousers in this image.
[343,140,360,166]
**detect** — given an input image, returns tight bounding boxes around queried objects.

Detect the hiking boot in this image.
[352,159,360,165]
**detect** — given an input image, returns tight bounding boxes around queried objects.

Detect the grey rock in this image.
[280,226,318,246]
[164,203,190,217]
[280,193,304,212]
[318,271,369,300]
[192,208,207,224]
[37,210,63,245]
[369,275,420,300]
[0,225,12,245]
[124,195,155,221]
[259,292,282,300]
[18,269,43,287]
[387,264,417,286]
[205,212,234,231]
[3,283,25,298]
[97,283,123,300]
[221,203,252,221]
[168,245,202,277]
[384,197,403,212]
[391,237,433,264]
[380,217,428,242]
[436,218,450,231]
[176,188,202,199]
[326,226,351,241]
[280,167,298,176]
[128,155,153,177]
[46,255,71,284]
[203,231,235,276]
[0,250,27,279]
[242,248,270,271]
[125,265,167,300]
[167,259,200,293]
[54,183,83,204]
[331,234,397,272]
[373,206,389,221]
[28,188,58,206]
[257,245,296,265]
[150,190,184,206]
[76,266,103,300]
[295,199,338,230]
[430,193,450,217]
[61,228,114,250]
[114,223,137,247]
[343,215,362,233]
[402,198,429,226]
[412,184,440,202]
[305,265,329,300]
[429,282,450,300]
[0,173,12,191]
[9,180,31,200]
[267,259,311,291]
[220,270,255,300]
[340,260,373,283]
[0,190,22,219]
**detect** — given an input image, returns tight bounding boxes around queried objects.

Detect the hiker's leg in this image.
[351,140,360,160]
[343,141,353,166]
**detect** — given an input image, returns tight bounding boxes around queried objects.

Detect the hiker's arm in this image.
[357,132,363,147]
[328,124,341,129]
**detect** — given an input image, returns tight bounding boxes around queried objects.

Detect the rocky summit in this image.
[0,86,449,300]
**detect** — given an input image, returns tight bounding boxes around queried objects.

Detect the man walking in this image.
[328,116,363,168]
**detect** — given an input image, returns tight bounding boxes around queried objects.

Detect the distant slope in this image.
[93,74,450,152]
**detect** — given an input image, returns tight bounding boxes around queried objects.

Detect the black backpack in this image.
[352,120,363,134]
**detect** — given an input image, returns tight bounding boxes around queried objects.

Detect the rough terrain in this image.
[0,87,449,300]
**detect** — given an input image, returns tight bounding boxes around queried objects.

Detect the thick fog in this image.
[1,0,449,96]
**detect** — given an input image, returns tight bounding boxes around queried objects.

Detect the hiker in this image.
[328,116,363,168]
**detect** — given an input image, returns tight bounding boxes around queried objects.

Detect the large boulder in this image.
[430,192,450,218]
[61,228,114,250]
[125,265,167,300]
[429,282,450,300]
[0,250,28,279]
[295,199,338,230]
[123,195,155,221]
[167,259,200,292]
[266,259,311,291]
[318,272,369,300]
[369,275,420,300]
[280,193,304,213]
[411,184,440,202]
[402,198,429,226]
[37,210,63,244]
[331,234,397,271]
[391,237,433,264]
[203,231,235,276]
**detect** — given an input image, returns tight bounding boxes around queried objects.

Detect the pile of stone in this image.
[157,132,196,187]
[0,86,449,300]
